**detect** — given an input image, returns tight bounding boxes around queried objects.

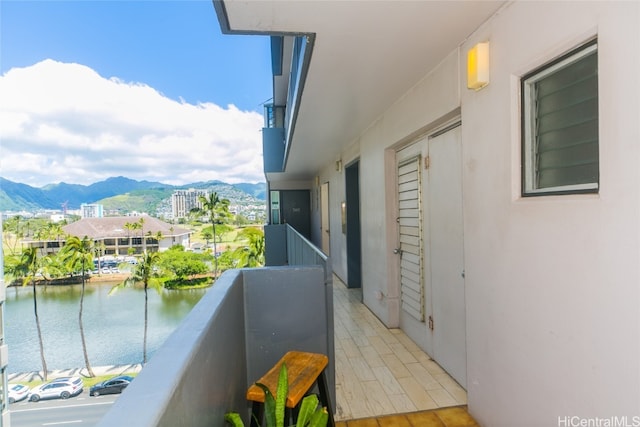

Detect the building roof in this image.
[62,216,191,240]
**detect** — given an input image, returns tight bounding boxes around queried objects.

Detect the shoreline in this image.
[8,272,132,287]
[8,363,143,383]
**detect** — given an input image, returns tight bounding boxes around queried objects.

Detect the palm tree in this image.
[132,220,143,254]
[110,250,162,364]
[146,230,163,251]
[124,221,135,254]
[233,228,265,268]
[153,231,163,250]
[60,235,95,377]
[192,192,231,278]
[138,217,146,252]
[9,247,49,380]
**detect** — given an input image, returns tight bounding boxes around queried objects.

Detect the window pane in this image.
[523,40,598,195]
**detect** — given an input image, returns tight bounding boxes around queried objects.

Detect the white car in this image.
[8,384,30,403]
[28,376,83,402]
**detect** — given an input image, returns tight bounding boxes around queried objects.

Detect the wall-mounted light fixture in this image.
[335,160,342,172]
[467,41,490,91]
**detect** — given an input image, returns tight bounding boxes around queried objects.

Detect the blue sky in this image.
[0,1,273,187]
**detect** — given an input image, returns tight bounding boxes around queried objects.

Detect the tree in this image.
[2,215,24,256]
[191,192,231,278]
[201,228,213,246]
[110,250,162,364]
[233,228,265,268]
[158,246,208,280]
[138,217,146,252]
[6,247,49,380]
[124,221,136,254]
[60,236,96,377]
[39,253,67,280]
[146,230,163,251]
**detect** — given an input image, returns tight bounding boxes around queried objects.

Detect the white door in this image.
[397,154,424,322]
[427,124,466,387]
[394,125,466,388]
[395,141,429,353]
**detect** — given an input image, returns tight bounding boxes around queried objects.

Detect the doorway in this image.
[320,183,330,255]
[427,123,466,387]
[345,161,362,288]
[395,122,466,387]
[280,190,311,240]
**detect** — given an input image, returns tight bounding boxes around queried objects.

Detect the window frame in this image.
[521,38,599,196]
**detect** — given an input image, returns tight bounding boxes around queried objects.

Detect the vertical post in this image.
[0,213,10,426]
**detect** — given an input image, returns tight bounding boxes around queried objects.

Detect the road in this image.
[9,391,118,427]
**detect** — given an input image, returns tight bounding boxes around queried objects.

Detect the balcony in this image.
[96,226,471,427]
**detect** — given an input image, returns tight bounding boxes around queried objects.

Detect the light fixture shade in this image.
[467,42,490,90]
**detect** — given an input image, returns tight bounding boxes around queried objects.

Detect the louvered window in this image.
[522,39,598,195]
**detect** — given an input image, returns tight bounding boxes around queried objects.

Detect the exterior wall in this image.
[460,2,640,425]
[352,50,461,326]
[324,1,639,424]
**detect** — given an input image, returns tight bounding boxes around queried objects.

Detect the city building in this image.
[171,189,209,219]
[80,203,104,218]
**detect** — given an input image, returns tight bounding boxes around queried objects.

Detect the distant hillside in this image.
[0,178,56,210]
[180,180,266,200]
[98,188,175,214]
[233,183,266,200]
[0,176,266,212]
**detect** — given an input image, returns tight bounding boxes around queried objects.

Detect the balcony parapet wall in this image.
[96,266,333,427]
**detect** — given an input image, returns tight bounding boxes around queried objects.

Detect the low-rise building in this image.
[62,216,191,255]
[23,216,192,258]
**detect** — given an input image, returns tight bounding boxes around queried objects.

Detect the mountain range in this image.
[0,176,266,212]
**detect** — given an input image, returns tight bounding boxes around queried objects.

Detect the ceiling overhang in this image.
[213,0,506,184]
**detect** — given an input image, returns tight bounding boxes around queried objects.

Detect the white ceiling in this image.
[219,0,505,182]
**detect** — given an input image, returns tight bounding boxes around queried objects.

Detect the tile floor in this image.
[332,277,469,423]
[335,406,479,427]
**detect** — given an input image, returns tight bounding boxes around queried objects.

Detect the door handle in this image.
[393,248,402,255]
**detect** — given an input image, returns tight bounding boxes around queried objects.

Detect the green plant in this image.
[225,364,328,427]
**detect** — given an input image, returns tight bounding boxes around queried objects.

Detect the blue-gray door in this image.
[280,190,311,239]
[345,161,362,288]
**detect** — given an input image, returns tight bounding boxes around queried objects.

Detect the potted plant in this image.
[225,363,328,427]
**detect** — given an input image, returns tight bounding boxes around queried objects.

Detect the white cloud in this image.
[0,59,265,187]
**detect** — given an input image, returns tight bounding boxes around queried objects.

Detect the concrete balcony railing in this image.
[96,264,334,427]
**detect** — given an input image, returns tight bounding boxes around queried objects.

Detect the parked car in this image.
[8,384,30,403]
[28,376,83,402]
[89,375,133,396]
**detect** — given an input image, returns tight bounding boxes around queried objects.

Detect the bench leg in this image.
[317,370,335,427]
[250,401,263,427]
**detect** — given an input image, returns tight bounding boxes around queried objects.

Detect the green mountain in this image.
[0,177,266,213]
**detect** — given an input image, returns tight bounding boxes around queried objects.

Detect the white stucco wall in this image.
[461,2,640,425]
[354,50,461,326]
[331,0,639,424]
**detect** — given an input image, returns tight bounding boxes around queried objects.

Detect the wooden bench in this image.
[246,351,334,427]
